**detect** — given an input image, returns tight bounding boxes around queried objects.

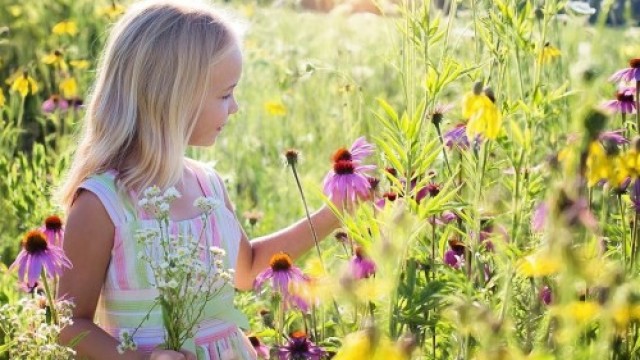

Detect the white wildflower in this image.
[163,187,181,201]
[209,246,226,257]
[194,197,222,212]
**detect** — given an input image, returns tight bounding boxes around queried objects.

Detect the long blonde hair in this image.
[58,0,240,211]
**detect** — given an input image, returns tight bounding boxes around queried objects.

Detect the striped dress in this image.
[79,163,257,360]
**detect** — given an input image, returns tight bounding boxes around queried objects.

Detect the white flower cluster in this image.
[137,186,181,220]
[125,186,235,351]
[0,297,76,359]
[194,196,223,214]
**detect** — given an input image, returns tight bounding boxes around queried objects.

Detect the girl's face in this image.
[189,43,243,146]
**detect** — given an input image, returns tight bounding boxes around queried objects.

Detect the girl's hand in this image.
[149,349,197,360]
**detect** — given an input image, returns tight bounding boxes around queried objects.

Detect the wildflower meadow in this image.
[5,0,640,359]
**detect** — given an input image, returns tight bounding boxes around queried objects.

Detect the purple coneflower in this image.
[10,229,72,287]
[601,87,635,114]
[443,239,465,269]
[375,191,398,208]
[443,123,470,149]
[539,285,553,305]
[254,252,309,300]
[439,210,458,224]
[278,331,325,360]
[323,156,375,204]
[531,202,548,233]
[350,246,377,279]
[599,130,629,145]
[348,136,375,162]
[42,215,64,247]
[41,95,69,113]
[609,59,640,82]
[249,336,271,359]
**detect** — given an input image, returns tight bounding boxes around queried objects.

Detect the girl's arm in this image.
[57,191,145,360]
[217,176,341,291]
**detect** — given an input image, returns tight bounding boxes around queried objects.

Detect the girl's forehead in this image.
[210,46,243,88]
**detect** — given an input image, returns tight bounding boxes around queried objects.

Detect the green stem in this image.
[289,163,324,270]
[618,195,628,268]
[40,271,58,325]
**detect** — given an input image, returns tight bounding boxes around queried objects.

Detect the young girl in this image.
[57,1,345,359]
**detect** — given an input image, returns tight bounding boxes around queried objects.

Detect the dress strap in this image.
[190,162,220,199]
[77,171,136,226]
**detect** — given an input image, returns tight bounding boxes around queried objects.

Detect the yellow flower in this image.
[239,3,255,17]
[517,253,562,277]
[565,301,600,323]
[538,43,561,64]
[353,277,393,303]
[290,276,332,305]
[0,88,5,108]
[42,50,68,71]
[59,78,78,98]
[334,331,408,360]
[52,21,78,36]
[264,100,287,116]
[70,59,90,70]
[8,5,22,17]
[586,141,612,187]
[98,3,126,19]
[463,92,502,140]
[11,73,38,97]
[621,148,640,178]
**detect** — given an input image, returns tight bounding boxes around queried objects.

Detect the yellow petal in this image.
[98,4,126,19]
[70,60,90,69]
[517,254,561,277]
[264,100,287,116]
[0,88,5,108]
[52,21,78,36]
[11,76,38,97]
[59,78,77,98]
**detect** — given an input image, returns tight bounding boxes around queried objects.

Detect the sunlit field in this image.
[3,0,640,358]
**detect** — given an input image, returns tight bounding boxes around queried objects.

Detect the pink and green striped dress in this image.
[79,163,257,359]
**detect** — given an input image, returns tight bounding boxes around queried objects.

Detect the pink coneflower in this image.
[249,336,271,359]
[348,136,375,162]
[539,285,552,305]
[10,229,72,287]
[443,123,470,149]
[323,159,375,204]
[254,252,309,299]
[385,167,398,179]
[41,95,69,113]
[375,191,398,208]
[601,87,636,114]
[440,210,458,224]
[609,59,640,82]
[599,130,629,145]
[350,247,376,279]
[443,239,465,269]
[278,331,325,360]
[531,202,548,233]
[42,215,64,247]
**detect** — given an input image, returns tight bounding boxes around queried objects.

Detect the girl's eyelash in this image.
[222,94,232,100]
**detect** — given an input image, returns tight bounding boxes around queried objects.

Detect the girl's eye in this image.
[222,94,233,100]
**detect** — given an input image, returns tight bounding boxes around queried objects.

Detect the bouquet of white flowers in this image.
[118,186,234,353]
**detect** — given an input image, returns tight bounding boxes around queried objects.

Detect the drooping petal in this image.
[349,137,375,162]
[254,268,273,291]
[27,254,43,286]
